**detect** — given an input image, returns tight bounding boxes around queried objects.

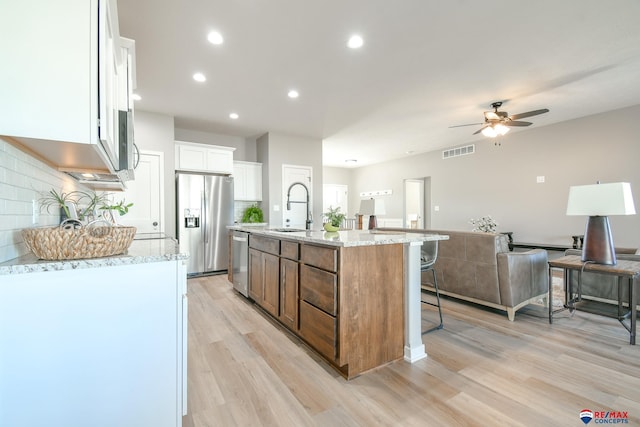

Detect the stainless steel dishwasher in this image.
[231,230,249,297]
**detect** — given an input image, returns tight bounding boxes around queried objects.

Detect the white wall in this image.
[348,105,640,247]
[0,138,89,262]
[258,132,323,227]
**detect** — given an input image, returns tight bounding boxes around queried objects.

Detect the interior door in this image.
[282,165,312,229]
[404,179,424,229]
[117,151,164,233]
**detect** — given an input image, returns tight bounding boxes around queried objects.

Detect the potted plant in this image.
[323,206,346,232]
[241,204,264,223]
[100,199,134,224]
[76,191,110,222]
[38,189,79,222]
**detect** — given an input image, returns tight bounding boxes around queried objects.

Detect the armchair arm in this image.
[497,249,549,308]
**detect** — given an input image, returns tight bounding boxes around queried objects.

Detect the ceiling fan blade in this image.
[449,122,484,128]
[503,121,532,127]
[473,124,490,135]
[509,108,549,120]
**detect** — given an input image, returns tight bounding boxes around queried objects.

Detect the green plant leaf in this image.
[242,204,263,223]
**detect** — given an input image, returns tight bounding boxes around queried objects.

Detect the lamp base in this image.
[582,216,616,265]
[368,215,377,230]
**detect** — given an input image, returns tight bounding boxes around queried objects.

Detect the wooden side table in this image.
[548,255,640,345]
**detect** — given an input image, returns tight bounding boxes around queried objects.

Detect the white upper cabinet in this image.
[98,0,121,172]
[175,141,235,174]
[0,0,134,175]
[233,161,263,201]
[119,38,137,112]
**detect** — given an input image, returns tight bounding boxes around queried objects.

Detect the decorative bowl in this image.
[323,223,339,232]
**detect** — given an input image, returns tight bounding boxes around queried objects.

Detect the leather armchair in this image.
[497,249,549,320]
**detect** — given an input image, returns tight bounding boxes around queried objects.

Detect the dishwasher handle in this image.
[233,236,248,242]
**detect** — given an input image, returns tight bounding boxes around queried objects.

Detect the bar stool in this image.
[420,240,443,333]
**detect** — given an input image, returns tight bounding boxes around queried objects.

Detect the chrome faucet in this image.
[286,181,313,230]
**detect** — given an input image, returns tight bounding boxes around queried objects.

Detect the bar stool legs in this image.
[421,267,443,334]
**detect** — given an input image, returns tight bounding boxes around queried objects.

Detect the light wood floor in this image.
[183,274,640,426]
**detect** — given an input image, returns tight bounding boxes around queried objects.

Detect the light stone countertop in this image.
[228,225,449,247]
[0,238,189,275]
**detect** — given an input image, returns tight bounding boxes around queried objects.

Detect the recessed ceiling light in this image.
[207,31,224,45]
[193,72,206,82]
[132,93,141,101]
[229,113,239,120]
[405,150,414,155]
[347,34,364,49]
[288,90,299,99]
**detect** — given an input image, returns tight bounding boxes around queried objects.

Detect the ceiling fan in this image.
[450,102,549,137]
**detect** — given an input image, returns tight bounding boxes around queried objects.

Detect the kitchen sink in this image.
[268,228,307,232]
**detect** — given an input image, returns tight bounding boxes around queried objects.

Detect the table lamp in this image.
[359,198,386,230]
[566,182,636,265]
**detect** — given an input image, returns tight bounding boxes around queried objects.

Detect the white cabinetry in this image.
[0,0,134,176]
[0,260,187,427]
[233,161,263,201]
[98,0,120,169]
[175,141,235,174]
[119,37,137,112]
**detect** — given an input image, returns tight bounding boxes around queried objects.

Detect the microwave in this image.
[117,109,135,181]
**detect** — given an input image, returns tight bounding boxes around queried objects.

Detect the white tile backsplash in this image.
[0,138,88,263]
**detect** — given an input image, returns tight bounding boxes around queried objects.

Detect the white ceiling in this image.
[117,0,640,168]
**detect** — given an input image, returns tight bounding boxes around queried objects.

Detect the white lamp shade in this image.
[359,198,386,215]
[566,182,636,216]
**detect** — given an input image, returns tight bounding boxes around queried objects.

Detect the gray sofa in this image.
[378,228,549,320]
[564,248,639,303]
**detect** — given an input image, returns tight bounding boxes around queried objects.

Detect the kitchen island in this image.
[0,238,189,427]
[229,226,448,378]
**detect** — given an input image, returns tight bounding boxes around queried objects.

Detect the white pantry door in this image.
[117,151,164,233]
[282,165,312,229]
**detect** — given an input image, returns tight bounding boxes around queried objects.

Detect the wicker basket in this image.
[21,224,137,260]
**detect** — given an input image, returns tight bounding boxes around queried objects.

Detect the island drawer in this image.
[280,240,299,260]
[300,265,337,315]
[299,300,336,361]
[249,235,280,255]
[300,244,337,272]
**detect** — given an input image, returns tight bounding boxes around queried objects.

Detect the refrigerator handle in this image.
[202,190,208,244]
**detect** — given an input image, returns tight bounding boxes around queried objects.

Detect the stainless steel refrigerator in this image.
[176,172,234,275]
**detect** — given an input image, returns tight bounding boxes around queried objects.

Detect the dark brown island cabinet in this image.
[233,232,405,379]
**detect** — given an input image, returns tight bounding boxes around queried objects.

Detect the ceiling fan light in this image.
[495,124,510,136]
[482,126,498,137]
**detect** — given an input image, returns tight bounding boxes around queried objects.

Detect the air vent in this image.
[442,144,475,159]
